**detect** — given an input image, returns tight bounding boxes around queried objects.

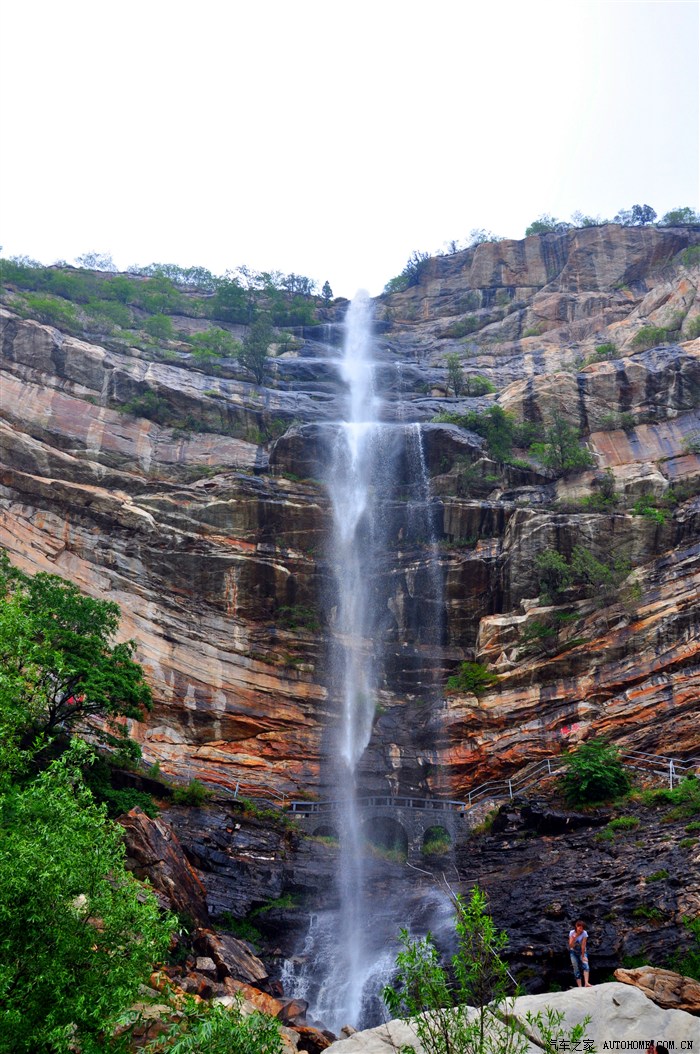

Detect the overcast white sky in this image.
[1,0,698,299]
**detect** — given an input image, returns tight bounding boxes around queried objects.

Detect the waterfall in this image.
[281,293,448,1033]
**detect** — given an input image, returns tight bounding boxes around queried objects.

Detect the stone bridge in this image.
[286,795,468,865]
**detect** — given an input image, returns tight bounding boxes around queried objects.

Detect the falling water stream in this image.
[281,293,450,1032]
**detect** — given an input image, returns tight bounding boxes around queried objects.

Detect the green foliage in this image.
[569,545,630,598]
[632,495,668,524]
[141,995,283,1054]
[383,250,431,294]
[446,661,499,696]
[189,326,241,365]
[631,905,665,921]
[445,316,481,339]
[383,887,591,1054]
[536,549,573,604]
[561,738,631,806]
[85,298,132,329]
[19,292,80,332]
[277,604,320,632]
[582,342,617,367]
[0,741,171,1054]
[659,206,700,225]
[445,352,465,396]
[120,389,176,425]
[684,316,700,340]
[518,619,558,655]
[464,375,496,396]
[679,837,698,849]
[643,778,700,821]
[607,816,640,831]
[631,325,672,350]
[529,415,594,475]
[172,779,211,806]
[215,912,264,946]
[614,204,657,226]
[421,826,452,857]
[0,552,152,752]
[136,274,184,315]
[645,869,669,883]
[81,756,159,818]
[669,916,700,981]
[525,215,572,236]
[680,245,700,267]
[238,314,274,385]
[321,280,333,301]
[144,313,175,340]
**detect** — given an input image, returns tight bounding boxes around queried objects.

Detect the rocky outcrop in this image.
[324,983,700,1051]
[119,806,210,926]
[614,966,700,1014]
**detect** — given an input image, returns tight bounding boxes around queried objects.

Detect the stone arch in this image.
[421,824,452,856]
[361,814,408,859]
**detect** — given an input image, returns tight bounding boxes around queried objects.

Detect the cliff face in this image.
[1,225,699,799]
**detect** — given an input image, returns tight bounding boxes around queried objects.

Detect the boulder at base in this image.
[325,983,699,1051]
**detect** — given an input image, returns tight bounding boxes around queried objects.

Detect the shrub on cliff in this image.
[529,415,595,475]
[561,738,630,805]
[446,661,498,696]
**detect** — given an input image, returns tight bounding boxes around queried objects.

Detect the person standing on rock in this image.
[568,919,592,987]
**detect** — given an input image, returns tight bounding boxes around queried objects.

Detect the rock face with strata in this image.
[1,225,699,805]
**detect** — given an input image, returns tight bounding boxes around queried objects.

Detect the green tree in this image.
[144,313,175,340]
[446,662,499,696]
[536,549,573,604]
[614,204,657,226]
[383,887,592,1054]
[238,314,274,385]
[446,352,465,396]
[190,327,240,365]
[210,275,249,323]
[0,741,171,1054]
[74,251,117,272]
[561,738,631,805]
[383,250,431,294]
[659,206,700,226]
[0,553,152,752]
[322,280,333,302]
[525,215,572,236]
[529,415,594,474]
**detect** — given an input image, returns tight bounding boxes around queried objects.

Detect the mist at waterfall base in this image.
[281,293,453,1033]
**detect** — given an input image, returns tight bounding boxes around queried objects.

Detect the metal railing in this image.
[146,748,699,817]
[287,794,465,815]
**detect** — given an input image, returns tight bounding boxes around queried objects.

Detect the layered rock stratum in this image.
[1,225,699,803]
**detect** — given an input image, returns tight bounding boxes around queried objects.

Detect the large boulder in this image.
[614,965,700,1014]
[119,807,210,927]
[324,983,700,1051]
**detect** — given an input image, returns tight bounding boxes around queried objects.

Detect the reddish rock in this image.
[119,807,210,926]
[614,966,700,1014]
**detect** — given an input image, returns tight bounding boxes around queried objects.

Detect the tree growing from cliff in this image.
[383,886,591,1054]
[0,552,152,754]
[529,415,594,475]
[446,352,465,397]
[237,313,274,385]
